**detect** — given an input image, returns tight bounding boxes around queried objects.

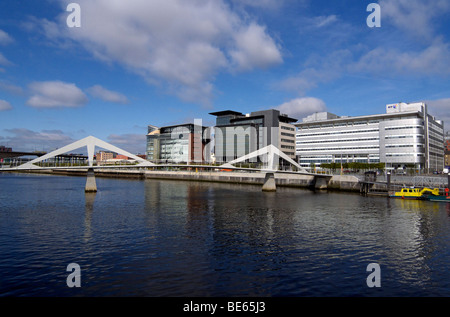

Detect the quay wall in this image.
[144,170,360,191]
[4,169,361,192]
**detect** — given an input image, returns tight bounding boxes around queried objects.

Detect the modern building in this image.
[209,109,297,164]
[146,123,210,164]
[295,102,445,172]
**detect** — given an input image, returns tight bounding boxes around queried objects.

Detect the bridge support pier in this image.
[313,176,328,190]
[85,168,97,192]
[262,172,276,192]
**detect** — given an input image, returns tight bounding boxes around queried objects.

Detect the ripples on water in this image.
[1,173,450,297]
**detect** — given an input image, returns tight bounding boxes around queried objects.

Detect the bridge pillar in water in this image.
[85,168,97,192]
[262,172,276,192]
[387,172,391,192]
[313,176,328,190]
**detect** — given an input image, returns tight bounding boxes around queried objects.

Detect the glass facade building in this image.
[146,124,209,164]
[296,102,445,172]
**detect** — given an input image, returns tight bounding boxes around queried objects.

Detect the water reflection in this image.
[2,174,450,296]
[141,180,450,296]
[84,192,96,242]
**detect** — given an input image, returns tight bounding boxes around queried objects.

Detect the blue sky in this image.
[1,0,449,154]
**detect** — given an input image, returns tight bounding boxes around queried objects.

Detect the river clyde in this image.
[1,172,450,297]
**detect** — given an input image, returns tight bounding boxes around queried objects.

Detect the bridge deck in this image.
[0,164,330,177]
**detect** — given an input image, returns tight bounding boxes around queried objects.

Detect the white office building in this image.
[295,102,445,172]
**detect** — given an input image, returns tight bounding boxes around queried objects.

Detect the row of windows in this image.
[384,135,415,139]
[297,137,379,145]
[385,125,423,131]
[429,151,444,157]
[308,121,379,129]
[429,126,444,136]
[281,138,295,144]
[281,126,295,131]
[386,153,424,157]
[385,144,415,148]
[281,132,295,137]
[429,135,444,143]
[298,146,379,151]
[297,128,379,138]
[299,159,381,164]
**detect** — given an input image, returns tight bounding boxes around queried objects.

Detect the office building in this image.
[146,123,209,164]
[295,102,444,172]
[96,151,114,162]
[209,109,297,164]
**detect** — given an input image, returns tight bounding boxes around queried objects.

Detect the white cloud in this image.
[0,30,13,45]
[87,85,129,104]
[107,133,147,155]
[39,0,283,106]
[276,97,327,120]
[229,23,282,71]
[277,50,351,95]
[314,15,338,28]
[27,81,88,108]
[351,40,450,76]
[3,128,75,152]
[424,98,450,131]
[0,81,24,95]
[0,100,12,111]
[230,0,283,10]
[0,52,12,66]
[380,0,450,41]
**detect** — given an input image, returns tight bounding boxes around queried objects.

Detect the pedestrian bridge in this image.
[0,135,331,191]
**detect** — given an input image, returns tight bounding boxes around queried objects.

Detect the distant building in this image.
[0,146,12,153]
[146,123,210,163]
[296,102,444,172]
[209,109,297,164]
[445,133,450,167]
[96,151,114,162]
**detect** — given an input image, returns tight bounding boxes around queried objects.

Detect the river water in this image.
[1,172,450,297]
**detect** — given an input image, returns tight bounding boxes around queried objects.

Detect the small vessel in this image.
[426,195,450,202]
[389,187,440,200]
[425,188,450,202]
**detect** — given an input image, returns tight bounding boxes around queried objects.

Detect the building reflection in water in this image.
[84,192,96,243]
[141,178,450,296]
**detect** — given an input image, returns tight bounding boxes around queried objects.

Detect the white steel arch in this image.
[15,135,154,170]
[219,144,308,173]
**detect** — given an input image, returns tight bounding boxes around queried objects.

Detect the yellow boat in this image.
[389,187,440,200]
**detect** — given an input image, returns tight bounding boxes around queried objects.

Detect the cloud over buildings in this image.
[2,128,75,152]
[0,100,13,111]
[26,81,88,108]
[38,0,283,106]
[276,97,327,120]
[0,29,13,45]
[87,85,129,104]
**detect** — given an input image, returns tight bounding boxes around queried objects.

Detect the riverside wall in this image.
[4,169,361,192]
[144,170,361,192]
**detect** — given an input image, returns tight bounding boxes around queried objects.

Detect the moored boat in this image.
[426,195,450,202]
[389,187,440,200]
